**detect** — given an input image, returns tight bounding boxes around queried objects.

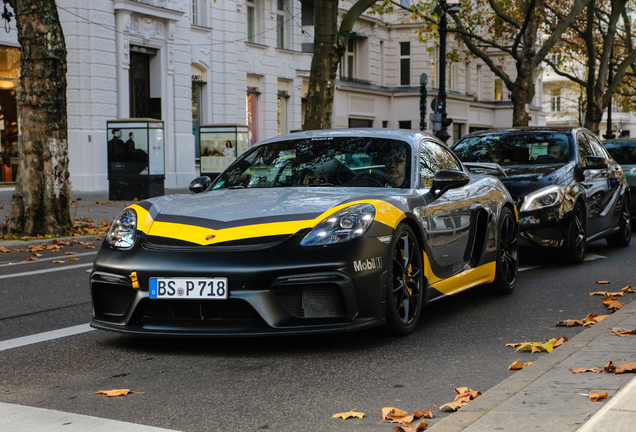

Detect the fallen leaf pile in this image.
[569,361,636,375]
[509,359,532,370]
[601,295,625,312]
[332,408,364,420]
[609,327,636,337]
[589,286,635,297]
[557,313,609,327]
[434,387,481,412]
[72,216,111,236]
[506,337,568,353]
[94,389,145,397]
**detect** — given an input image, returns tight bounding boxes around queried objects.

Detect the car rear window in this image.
[210,136,412,189]
[453,132,573,164]
[604,141,636,164]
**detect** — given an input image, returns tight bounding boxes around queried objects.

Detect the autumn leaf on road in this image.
[392,420,428,432]
[69,257,80,261]
[614,363,636,374]
[378,407,412,423]
[597,281,611,284]
[509,359,532,370]
[609,327,636,337]
[557,313,608,327]
[601,295,625,312]
[95,389,145,397]
[332,408,364,420]
[621,286,636,294]
[65,252,78,255]
[506,337,567,353]
[569,367,602,373]
[414,407,433,419]
[51,260,66,264]
[435,388,481,412]
[588,392,608,401]
[0,246,10,253]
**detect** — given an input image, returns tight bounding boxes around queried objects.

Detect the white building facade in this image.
[0,0,546,191]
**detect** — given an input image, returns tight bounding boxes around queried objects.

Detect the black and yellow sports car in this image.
[91,129,519,336]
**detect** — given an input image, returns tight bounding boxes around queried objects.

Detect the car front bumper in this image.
[90,232,391,336]
[517,205,571,248]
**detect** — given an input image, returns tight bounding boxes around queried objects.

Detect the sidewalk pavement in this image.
[428,297,636,432]
[0,187,188,247]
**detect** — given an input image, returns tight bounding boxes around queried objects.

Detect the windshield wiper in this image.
[308,183,334,187]
[228,185,245,189]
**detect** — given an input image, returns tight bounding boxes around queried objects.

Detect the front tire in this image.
[606,197,631,247]
[488,207,519,294]
[385,224,424,336]
[564,202,587,264]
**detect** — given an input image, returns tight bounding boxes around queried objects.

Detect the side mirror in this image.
[189,176,211,194]
[430,170,470,198]
[584,156,608,170]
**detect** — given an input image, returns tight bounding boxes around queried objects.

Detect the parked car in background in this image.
[91,129,518,337]
[452,127,631,264]
[602,138,636,216]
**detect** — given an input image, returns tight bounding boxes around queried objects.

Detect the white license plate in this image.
[149,278,228,299]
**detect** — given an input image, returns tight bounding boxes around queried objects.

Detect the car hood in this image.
[498,163,575,197]
[136,187,409,246]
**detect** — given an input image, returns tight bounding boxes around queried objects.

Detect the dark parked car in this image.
[452,127,631,264]
[91,129,518,337]
[602,138,636,215]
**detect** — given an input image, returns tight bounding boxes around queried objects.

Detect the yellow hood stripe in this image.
[132,199,405,246]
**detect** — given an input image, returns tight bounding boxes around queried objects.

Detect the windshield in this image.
[604,141,636,164]
[210,136,412,189]
[453,132,573,165]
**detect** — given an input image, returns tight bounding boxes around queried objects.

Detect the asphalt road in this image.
[1,237,635,432]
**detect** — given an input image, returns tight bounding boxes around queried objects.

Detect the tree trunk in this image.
[2,0,70,236]
[584,94,604,135]
[303,0,343,130]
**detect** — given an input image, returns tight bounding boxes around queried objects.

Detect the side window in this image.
[577,134,593,166]
[586,133,610,159]
[420,141,462,187]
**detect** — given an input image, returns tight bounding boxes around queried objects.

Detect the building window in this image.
[247,0,259,43]
[247,88,260,145]
[0,47,19,183]
[341,38,356,80]
[399,42,410,86]
[431,45,439,88]
[551,89,561,112]
[277,0,289,49]
[382,120,389,128]
[301,0,314,25]
[494,77,503,101]
[192,81,203,160]
[349,118,373,128]
[192,0,199,26]
[476,65,482,100]
[277,90,289,135]
[399,121,412,129]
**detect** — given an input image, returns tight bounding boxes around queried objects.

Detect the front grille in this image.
[142,298,259,320]
[271,284,346,318]
[92,283,135,316]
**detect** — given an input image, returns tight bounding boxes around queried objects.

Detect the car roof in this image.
[254,128,440,149]
[456,126,587,141]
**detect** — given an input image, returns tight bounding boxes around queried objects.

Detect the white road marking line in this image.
[0,263,93,279]
[0,323,94,352]
[0,251,97,267]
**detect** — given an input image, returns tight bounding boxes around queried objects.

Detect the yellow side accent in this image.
[144,199,406,246]
[430,261,497,296]
[513,205,519,221]
[422,251,442,285]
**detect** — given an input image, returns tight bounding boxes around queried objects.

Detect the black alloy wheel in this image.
[565,202,587,264]
[489,207,519,294]
[607,198,631,247]
[385,224,424,335]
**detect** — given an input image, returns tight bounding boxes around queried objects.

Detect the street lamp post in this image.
[433,0,460,144]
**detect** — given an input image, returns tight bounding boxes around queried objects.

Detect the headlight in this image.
[106,208,137,248]
[519,186,563,212]
[300,204,376,246]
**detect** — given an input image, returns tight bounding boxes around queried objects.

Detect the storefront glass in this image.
[0,47,19,183]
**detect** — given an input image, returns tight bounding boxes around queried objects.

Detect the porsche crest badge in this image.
[206,234,216,241]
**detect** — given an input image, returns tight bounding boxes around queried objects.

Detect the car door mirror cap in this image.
[584,156,608,170]
[430,170,470,199]
[189,176,212,194]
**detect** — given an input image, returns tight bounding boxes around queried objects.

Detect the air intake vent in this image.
[271,284,346,318]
